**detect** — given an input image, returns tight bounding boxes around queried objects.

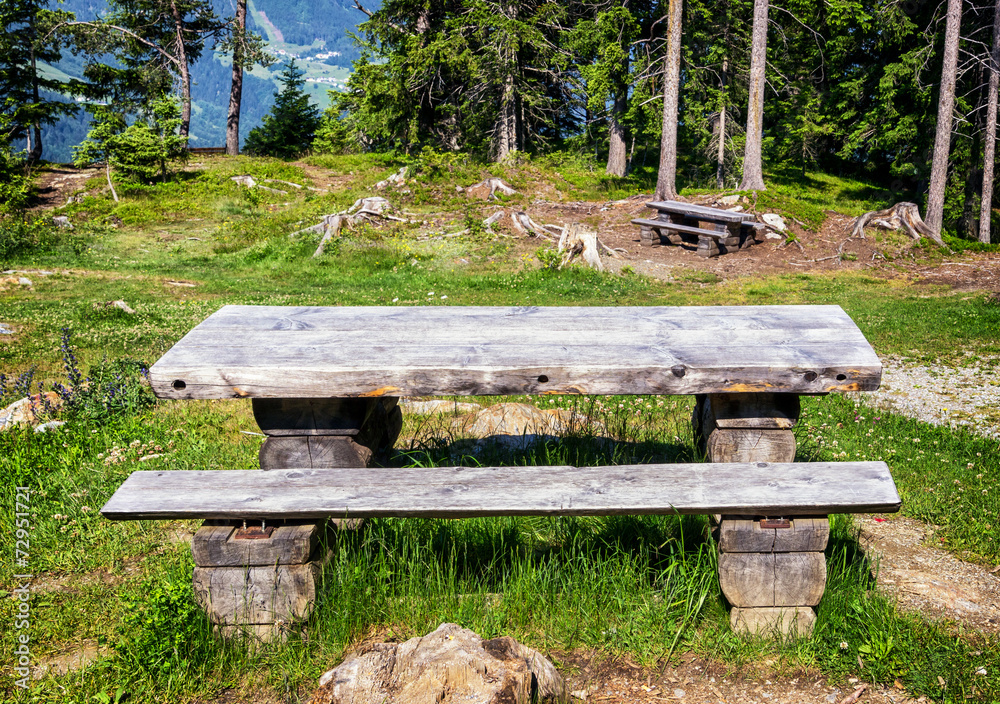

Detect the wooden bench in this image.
[102,304,897,640]
[632,200,761,257]
[188,146,228,155]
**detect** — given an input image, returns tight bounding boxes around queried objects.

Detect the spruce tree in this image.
[244,60,321,158]
[0,0,80,161]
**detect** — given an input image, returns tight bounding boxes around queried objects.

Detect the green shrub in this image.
[0,142,32,213]
[115,575,204,676]
[0,214,59,263]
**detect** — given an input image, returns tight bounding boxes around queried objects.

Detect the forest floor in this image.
[5,155,1000,704]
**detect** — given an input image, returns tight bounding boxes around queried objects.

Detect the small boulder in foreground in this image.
[310,622,568,704]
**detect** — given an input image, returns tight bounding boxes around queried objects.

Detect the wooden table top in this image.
[646,200,755,223]
[148,305,882,399]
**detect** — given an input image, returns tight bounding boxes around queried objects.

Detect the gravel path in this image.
[862,356,1000,440]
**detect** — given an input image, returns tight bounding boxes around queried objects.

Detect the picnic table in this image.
[632,200,761,257]
[103,304,897,640]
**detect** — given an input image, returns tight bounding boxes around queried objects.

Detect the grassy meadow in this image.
[1,153,999,703]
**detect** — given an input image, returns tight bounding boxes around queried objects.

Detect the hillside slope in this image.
[37,0,373,162]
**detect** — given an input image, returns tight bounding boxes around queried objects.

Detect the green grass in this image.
[3,153,1000,703]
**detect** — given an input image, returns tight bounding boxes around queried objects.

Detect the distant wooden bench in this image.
[632,200,762,257]
[102,304,896,640]
[188,147,228,155]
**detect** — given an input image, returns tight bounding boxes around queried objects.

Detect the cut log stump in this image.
[698,392,828,636]
[191,396,402,642]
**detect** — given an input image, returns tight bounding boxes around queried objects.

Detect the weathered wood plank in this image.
[630,219,733,240]
[100,461,901,520]
[161,325,874,351]
[189,304,862,331]
[645,200,755,222]
[148,306,881,398]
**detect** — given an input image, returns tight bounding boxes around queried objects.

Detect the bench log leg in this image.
[696,235,720,258]
[190,397,403,642]
[639,225,658,247]
[694,393,828,637]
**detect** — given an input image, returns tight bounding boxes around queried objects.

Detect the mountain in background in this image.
[37,0,376,163]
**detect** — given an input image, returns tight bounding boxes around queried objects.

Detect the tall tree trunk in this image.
[739,0,768,191]
[606,92,628,177]
[496,69,518,160]
[655,0,683,200]
[926,0,963,235]
[981,0,1000,244]
[226,0,247,155]
[962,62,985,239]
[716,57,728,189]
[28,13,42,162]
[170,0,192,138]
[494,2,519,161]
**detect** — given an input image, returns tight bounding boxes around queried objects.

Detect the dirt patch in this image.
[908,257,1000,292]
[554,650,920,704]
[30,166,101,211]
[33,640,109,679]
[857,514,1000,633]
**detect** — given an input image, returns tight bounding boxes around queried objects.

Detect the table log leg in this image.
[694,393,828,637]
[190,397,402,642]
[657,213,684,245]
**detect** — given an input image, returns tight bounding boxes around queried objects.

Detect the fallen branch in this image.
[510,211,558,240]
[838,684,868,704]
[851,202,944,246]
[230,175,286,194]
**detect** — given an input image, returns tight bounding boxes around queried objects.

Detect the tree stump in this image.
[694,393,828,637]
[190,396,402,641]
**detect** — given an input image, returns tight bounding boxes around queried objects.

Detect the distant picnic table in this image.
[632,200,762,257]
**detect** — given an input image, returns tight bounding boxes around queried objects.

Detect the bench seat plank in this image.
[631,218,734,240]
[101,462,901,520]
[149,306,882,399]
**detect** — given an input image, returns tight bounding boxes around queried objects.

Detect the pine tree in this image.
[66,0,220,137]
[0,0,80,161]
[244,60,321,158]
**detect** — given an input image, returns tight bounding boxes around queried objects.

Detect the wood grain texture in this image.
[148,305,882,399]
[259,436,373,471]
[192,561,323,624]
[695,394,797,463]
[718,517,830,553]
[719,552,826,607]
[100,461,901,520]
[191,520,322,566]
